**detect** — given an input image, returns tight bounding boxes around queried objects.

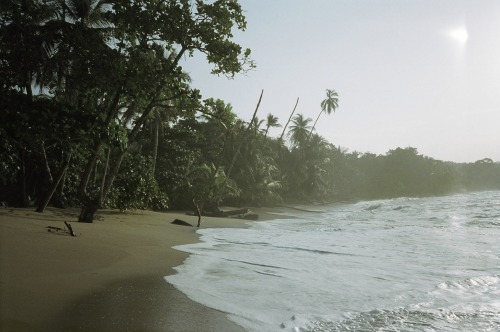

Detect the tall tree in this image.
[310,89,339,137]
[226,89,263,177]
[250,116,265,136]
[0,0,59,100]
[64,0,112,27]
[288,114,312,148]
[264,113,281,138]
[279,97,299,143]
[77,0,255,222]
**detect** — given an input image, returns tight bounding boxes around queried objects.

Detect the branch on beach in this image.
[187,208,259,220]
[46,221,76,237]
[193,199,203,228]
[204,208,249,217]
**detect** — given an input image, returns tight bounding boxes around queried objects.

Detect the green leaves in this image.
[187,163,240,211]
[320,89,339,115]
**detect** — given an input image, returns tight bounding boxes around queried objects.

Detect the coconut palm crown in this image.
[310,89,339,137]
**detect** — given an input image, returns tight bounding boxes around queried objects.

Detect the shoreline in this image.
[0,206,300,331]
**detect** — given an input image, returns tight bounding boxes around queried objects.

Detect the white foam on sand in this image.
[165,192,500,332]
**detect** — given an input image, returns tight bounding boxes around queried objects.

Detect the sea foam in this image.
[166,191,500,331]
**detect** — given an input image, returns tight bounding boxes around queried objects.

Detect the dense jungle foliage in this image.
[2,0,499,222]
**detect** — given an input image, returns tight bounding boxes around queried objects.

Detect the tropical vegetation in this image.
[2,0,499,224]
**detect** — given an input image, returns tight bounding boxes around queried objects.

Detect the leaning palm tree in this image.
[264,113,281,138]
[226,89,263,177]
[279,97,299,143]
[288,113,312,148]
[309,89,339,137]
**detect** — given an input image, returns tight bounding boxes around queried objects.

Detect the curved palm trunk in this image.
[193,199,203,227]
[20,151,29,207]
[77,143,101,196]
[226,89,263,178]
[308,110,323,138]
[78,47,187,223]
[36,151,72,213]
[77,85,123,197]
[151,118,159,175]
[79,89,162,222]
[279,97,299,143]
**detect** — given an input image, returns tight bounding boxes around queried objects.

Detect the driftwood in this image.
[187,208,250,218]
[47,226,64,232]
[171,219,193,227]
[186,208,259,221]
[64,221,76,237]
[46,222,76,237]
[208,208,249,217]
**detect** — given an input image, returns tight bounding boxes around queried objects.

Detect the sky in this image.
[182,0,500,163]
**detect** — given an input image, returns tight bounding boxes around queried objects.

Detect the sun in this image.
[448,27,469,44]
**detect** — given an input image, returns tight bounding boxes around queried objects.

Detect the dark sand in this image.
[0,207,258,331]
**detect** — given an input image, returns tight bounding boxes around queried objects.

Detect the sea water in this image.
[165,191,500,331]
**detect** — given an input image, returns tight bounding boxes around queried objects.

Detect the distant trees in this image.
[458,158,500,191]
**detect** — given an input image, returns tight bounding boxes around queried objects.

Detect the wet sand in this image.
[0,207,261,331]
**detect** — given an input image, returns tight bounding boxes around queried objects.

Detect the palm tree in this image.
[227,89,263,177]
[188,163,239,227]
[32,0,114,103]
[264,113,281,138]
[288,114,312,148]
[309,89,339,137]
[63,0,111,27]
[251,116,265,136]
[279,97,299,143]
[1,0,61,100]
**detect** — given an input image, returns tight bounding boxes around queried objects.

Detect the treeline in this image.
[1,1,499,223]
[329,150,500,199]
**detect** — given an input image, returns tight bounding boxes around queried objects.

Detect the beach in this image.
[0,206,265,332]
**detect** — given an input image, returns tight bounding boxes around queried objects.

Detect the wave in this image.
[436,275,500,293]
[365,203,382,211]
[305,274,500,332]
[304,307,500,332]
[166,191,500,332]
[393,205,411,211]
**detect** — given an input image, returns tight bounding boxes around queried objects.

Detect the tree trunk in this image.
[99,146,111,204]
[58,167,67,197]
[227,89,263,177]
[41,141,54,183]
[193,199,203,228]
[20,151,29,207]
[264,126,270,138]
[279,97,299,143]
[77,143,101,197]
[308,110,323,139]
[78,89,162,223]
[36,151,72,213]
[151,118,159,176]
[101,89,162,200]
[77,85,123,197]
[78,198,99,223]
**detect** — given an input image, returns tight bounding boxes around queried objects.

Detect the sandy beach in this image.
[0,206,276,332]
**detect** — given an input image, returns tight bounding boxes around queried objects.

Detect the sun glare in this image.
[448,27,469,44]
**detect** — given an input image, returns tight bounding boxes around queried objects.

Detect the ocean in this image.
[165,191,500,331]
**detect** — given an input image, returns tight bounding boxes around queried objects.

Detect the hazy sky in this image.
[183,0,500,163]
